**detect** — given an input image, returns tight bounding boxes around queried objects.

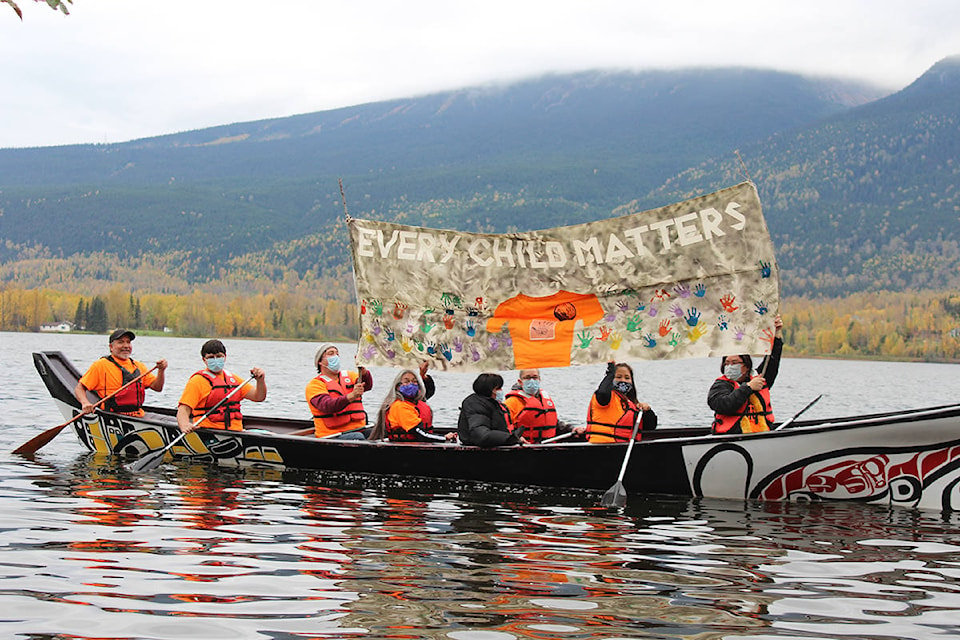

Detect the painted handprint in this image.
[384,327,395,342]
[598,326,612,341]
[626,314,643,332]
[392,301,408,320]
[443,310,455,330]
[470,347,482,362]
[754,300,768,315]
[759,260,771,278]
[453,336,463,352]
[687,324,708,342]
[642,334,657,348]
[369,299,384,316]
[651,288,671,302]
[610,331,623,350]
[489,336,501,351]
[694,283,707,298]
[400,337,413,353]
[720,294,739,312]
[669,303,685,318]
[576,330,594,349]
[762,327,776,349]
[668,332,682,347]
[673,283,691,298]
[658,319,671,337]
[440,343,453,361]
[734,326,745,341]
[617,299,630,313]
[464,319,477,337]
[684,307,701,327]
[362,345,376,360]
[717,314,729,331]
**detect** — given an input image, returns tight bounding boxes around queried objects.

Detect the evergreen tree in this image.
[73,298,85,330]
[88,297,108,333]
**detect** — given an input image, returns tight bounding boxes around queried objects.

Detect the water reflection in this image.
[2,455,960,638]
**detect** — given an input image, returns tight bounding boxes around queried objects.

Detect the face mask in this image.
[723,364,743,381]
[613,380,633,395]
[206,357,225,374]
[398,382,420,399]
[522,379,540,395]
[325,354,341,372]
[495,390,505,403]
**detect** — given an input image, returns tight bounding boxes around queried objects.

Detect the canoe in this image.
[33,350,960,510]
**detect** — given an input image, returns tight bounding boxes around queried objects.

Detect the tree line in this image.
[3,283,960,362]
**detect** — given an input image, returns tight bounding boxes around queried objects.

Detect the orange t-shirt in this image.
[486,291,605,368]
[386,400,423,432]
[178,370,254,430]
[78,357,157,417]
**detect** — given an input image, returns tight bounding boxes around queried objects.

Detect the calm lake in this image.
[2,330,960,639]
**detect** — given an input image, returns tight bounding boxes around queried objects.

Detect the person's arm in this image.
[246,367,267,402]
[707,378,753,415]
[640,407,658,431]
[310,392,350,415]
[594,362,616,406]
[411,426,447,442]
[504,395,524,422]
[73,381,97,414]
[148,359,168,392]
[177,403,196,433]
[422,374,436,401]
[758,337,783,389]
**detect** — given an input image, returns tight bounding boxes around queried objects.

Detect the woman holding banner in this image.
[709,314,783,434]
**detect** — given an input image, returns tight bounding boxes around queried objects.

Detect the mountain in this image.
[4,63,949,300]
[651,55,960,295]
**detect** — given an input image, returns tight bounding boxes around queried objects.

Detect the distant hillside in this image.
[0,68,882,282]
[651,56,960,295]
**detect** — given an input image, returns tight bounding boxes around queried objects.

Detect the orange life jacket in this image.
[102,356,146,414]
[190,369,244,431]
[309,372,367,436]
[385,399,434,442]
[505,390,558,442]
[711,377,775,434]
[586,391,640,443]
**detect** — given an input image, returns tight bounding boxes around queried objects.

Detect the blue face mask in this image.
[206,357,225,374]
[398,382,420,399]
[522,379,541,395]
[325,354,341,372]
[495,389,505,403]
[613,380,633,395]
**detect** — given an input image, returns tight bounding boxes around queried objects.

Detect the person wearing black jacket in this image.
[708,314,784,434]
[457,372,525,447]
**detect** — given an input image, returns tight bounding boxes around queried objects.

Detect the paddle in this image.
[599,419,642,508]
[13,363,159,456]
[127,375,254,473]
[540,431,576,444]
[773,394,823,431]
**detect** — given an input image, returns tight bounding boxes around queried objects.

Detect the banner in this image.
[350,182,779,372]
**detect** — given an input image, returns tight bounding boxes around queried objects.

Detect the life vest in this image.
[385,398,434,442]
[505,390,558,442]
[309,372,367,436]
[586,391,640,443]
[190,369,244,431]
[101,356,146,414]
[711,377,775,434]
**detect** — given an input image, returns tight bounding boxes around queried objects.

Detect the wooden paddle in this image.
[127,375,254,473]
[599,419,642,508]
[540,431,576,444]
[773,394,823,431]
[13,363,159,456]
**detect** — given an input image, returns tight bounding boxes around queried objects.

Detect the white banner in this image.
[350,182,779,372]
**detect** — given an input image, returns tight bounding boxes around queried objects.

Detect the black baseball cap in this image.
[109,329,136,343]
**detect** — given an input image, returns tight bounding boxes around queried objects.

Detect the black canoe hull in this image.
[33,351,960,510]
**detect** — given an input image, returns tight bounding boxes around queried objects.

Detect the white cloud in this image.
[1,0,958,148]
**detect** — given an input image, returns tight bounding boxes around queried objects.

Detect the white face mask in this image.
[495,389,505,403]
[723,364,743,381]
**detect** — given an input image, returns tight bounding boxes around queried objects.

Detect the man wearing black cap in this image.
[74,329,168,417]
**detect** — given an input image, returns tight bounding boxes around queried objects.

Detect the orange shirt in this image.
[78,357,157,417]
[486,291,605,368]
[178,370,254,430]
[386,400,423,432]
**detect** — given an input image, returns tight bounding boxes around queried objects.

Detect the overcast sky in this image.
[2,0,958,149]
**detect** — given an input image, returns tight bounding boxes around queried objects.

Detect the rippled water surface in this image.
[3,331,960,639]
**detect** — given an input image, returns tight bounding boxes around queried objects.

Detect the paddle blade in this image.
[126,448,169,473]
[600,481,627,507]
[13,423,69,456]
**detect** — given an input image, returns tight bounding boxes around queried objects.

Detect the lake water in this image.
[2,330,960,639]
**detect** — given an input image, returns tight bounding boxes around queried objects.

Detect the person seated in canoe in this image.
[73,328,168,418]
[306,343,373,440]
[585,362,657,442]
[709,314,784,434]
[177,339,266,433]
[371,362,457,443]
[458,372,526,447]
[505,368,586,443]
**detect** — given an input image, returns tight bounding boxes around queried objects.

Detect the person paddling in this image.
[74,329,167,417]
[709,314,783,434]
[176,339,266,433]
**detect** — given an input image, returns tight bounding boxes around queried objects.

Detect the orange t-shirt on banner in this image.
[486,290,605,368]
